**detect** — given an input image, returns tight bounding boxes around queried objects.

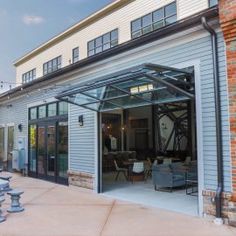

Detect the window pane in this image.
[48,103,57,117]
[30,107,37,120]
[58,122,68,179]
[103,43,111,50]
[103,33,110,43]
[29,125,37,172]
[38,105,46,118]
[95,37,102,47]
[111,29,118,41]
[73,47,79,63]
[209,0,218,6]
[142,13,152,27]
[59,102,68,115]
[142,25,152,35]
[153,9,164,22]
[95,46,103,54]
[132,19,141,32]
[153,20,164,30]
[88,41,94,50]
[0,128,4,164]
[165,2,177,17]
[111,40,118,47]
[132,30,142,39]
[88,50,95,57]
[57,56,62,68]
[165,15,177,25]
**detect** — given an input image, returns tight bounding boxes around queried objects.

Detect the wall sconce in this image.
[78,115,84,127]
[6,104,12,109]
[18,124,23,132]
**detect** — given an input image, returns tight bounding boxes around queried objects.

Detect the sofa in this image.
[152,162,186,192]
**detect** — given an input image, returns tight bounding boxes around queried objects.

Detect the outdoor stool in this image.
[0,179,9,193]
[0,176,12,191]
[0,196,6,223]
[7,190,24,213]
[0,176,12,181]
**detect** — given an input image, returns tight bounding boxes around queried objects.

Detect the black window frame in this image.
[209,0,218,7]
[43,56,62,75]
[131,1,177,39]
[72,47,79,63]
[22,68,36,84]
[87,29,119,57]
[29,101,68,121]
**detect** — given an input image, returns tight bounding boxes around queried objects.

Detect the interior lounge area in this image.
[57,64,199,216]
[101,101,198,216]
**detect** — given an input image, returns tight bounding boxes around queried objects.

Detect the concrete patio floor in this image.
[0,173,236,236]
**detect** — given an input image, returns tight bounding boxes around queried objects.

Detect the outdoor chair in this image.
[114,160,127,181]
[130,162,145,183]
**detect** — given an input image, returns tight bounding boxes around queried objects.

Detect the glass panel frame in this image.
[57,63,194,113]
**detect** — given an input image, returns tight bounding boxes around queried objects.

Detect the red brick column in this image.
[219,0,236,195]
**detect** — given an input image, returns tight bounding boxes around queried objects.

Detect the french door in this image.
[37,122,56,182]
[29,121,68,184]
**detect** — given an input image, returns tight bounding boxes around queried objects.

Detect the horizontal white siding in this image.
[0,24,231,192]
[16,0,211,84]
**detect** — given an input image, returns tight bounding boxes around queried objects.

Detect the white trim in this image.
[94,112,98,192]
[173,59,204,217]
[6,123,15,127]
[68,104,71,172]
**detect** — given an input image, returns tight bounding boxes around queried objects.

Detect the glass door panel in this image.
[0,128,4,165]
[58,122,68,179]
[29,125,37,173]
[47,124,56,177]
[7,126,14,172]
[38,126,46,175]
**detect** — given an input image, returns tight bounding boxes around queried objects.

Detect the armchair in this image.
[152,163,186,192]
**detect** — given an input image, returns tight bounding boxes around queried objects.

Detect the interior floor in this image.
[102,172,198,216]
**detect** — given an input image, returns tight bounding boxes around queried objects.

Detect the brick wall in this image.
[68,171,94,190]
[203,190,236,226]
[219,0,236,194]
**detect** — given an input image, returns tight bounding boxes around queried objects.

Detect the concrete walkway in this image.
[0,174,235,236]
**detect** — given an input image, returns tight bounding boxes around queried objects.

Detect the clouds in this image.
[22,15,45,25]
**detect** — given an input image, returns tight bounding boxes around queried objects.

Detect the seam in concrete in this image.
[99,200,116,236]
[23,186,58,206]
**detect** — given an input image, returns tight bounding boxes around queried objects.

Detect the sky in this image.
[0,0,112,92]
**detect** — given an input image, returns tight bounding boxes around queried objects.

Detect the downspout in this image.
[201,17,224,223]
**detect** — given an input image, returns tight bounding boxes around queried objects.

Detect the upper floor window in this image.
[209,0,218,7]
[22,68,36,84]
[88,29,118,57]
[72,47,79,63]
[131,1,177,39]
[43,56,62,75]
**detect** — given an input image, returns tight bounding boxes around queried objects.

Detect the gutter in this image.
[201,17,224,224]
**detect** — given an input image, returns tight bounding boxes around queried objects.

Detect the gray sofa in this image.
[152,162,186,192]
